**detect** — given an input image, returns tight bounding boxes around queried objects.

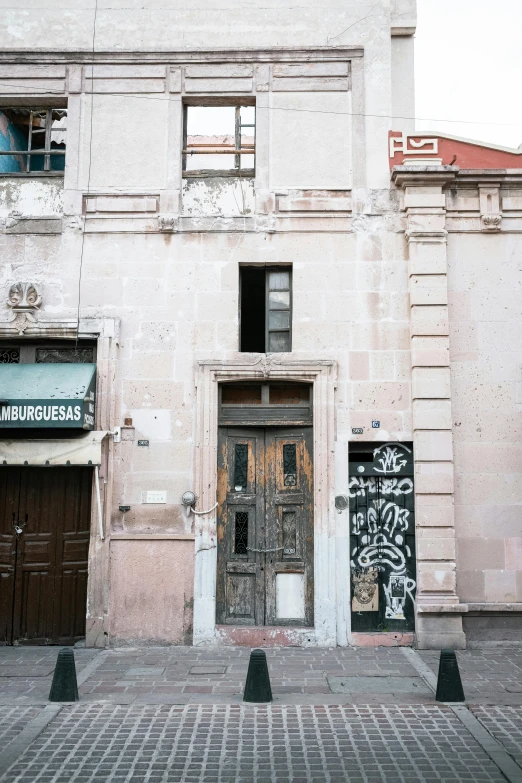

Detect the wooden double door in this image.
[0,467,92,645]
[217,427,313,627]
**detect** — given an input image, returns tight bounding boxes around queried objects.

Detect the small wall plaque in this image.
[141,490,167,504]
[372,420,380,428]
[137,440,149,447]
[352,427,364,435]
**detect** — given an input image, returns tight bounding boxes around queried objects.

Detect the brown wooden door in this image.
[0,467,91,645]
[216,427,313,627]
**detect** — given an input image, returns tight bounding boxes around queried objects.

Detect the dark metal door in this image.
[216,427,313,626]
[349,443,416,633]
[0,467,91,645]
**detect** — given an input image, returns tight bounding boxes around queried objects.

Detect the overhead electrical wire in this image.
[0,80,520,129]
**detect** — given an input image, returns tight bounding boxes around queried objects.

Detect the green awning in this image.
[0,363,96,430]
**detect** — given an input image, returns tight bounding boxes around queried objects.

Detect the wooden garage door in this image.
[0,467,92,645]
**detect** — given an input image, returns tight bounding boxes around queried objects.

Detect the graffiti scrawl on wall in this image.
[349,443,416,631]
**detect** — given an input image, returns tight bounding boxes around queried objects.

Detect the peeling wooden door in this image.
[0,467,91,645]
[216,427,313,626]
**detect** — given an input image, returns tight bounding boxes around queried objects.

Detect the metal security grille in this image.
[349,444,416,633]
[0,349,20,364]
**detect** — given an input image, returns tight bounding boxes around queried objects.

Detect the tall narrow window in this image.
[240,266,292,353]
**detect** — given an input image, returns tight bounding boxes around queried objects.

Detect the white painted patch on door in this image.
[276,573,305,619]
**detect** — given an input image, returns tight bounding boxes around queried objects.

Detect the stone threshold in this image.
[215,626,316,647]
[351,632,414,647]
[110,533,195,540]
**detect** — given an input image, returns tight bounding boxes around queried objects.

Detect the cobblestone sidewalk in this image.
[1,647,522,782]
[3,646,521,706]
[0,704,510,783]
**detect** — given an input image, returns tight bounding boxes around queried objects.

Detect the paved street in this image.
[1,646,522,782]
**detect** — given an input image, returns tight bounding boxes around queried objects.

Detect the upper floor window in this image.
[240,267,292,353]
[183,103,255,178]
[0,107,67,175]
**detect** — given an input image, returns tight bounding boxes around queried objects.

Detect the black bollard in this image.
[49,648,79,702]
[435,649,465,703]
[243,648,272,703]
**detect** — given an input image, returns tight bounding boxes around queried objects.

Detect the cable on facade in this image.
[0,80,520,129]
[75,0,98,345]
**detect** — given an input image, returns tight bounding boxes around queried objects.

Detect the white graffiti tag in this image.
[373,444,411,474]
[380,477,413,496]
[353,534,406,572]
[349,476,413,498]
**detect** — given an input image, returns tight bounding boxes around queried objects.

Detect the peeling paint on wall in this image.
[182,177,254,217]
[0,179,64,217]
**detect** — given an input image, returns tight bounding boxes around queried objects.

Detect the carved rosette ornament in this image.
[5,282,42,334]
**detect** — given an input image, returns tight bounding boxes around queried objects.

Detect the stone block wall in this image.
[449,233,522,607]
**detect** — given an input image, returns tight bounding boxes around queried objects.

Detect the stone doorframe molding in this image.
[193,355,338,646]
[0,316,119,648]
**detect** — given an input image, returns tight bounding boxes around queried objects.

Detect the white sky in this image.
[415,0,522,148]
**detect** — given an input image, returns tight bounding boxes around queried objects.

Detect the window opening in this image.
[222,384,262,405]
[269,384,309,405]
[183,104,255,177]
[0,347,20,363]
[283,444,297,487]
[233,444,249,492]
[35,347,94,364]
[240,267,292,353]
[0,108,67,174]
[234,512,249,555]
[0,342,95,364]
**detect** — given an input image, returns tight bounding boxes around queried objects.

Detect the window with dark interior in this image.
[240,267,292,353]
[0,107,67,174]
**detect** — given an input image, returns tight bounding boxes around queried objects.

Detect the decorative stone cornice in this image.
[391,165,459,188]
[0,47,364,65]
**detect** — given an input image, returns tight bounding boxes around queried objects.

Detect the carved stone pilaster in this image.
[392,166,466,650]
[479,185,502,232]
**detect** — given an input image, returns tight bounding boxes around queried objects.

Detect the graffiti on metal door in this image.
[349,443,416,632]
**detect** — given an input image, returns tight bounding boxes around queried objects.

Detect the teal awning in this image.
[0,363,96,430]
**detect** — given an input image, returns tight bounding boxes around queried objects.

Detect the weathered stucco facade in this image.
[0,0,520,650]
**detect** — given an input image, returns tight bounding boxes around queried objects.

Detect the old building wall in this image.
[3,0,473,649]
[449,231,522,639]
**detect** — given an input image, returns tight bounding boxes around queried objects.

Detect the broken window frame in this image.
[0,106,67,176]
[182,99,255,178]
